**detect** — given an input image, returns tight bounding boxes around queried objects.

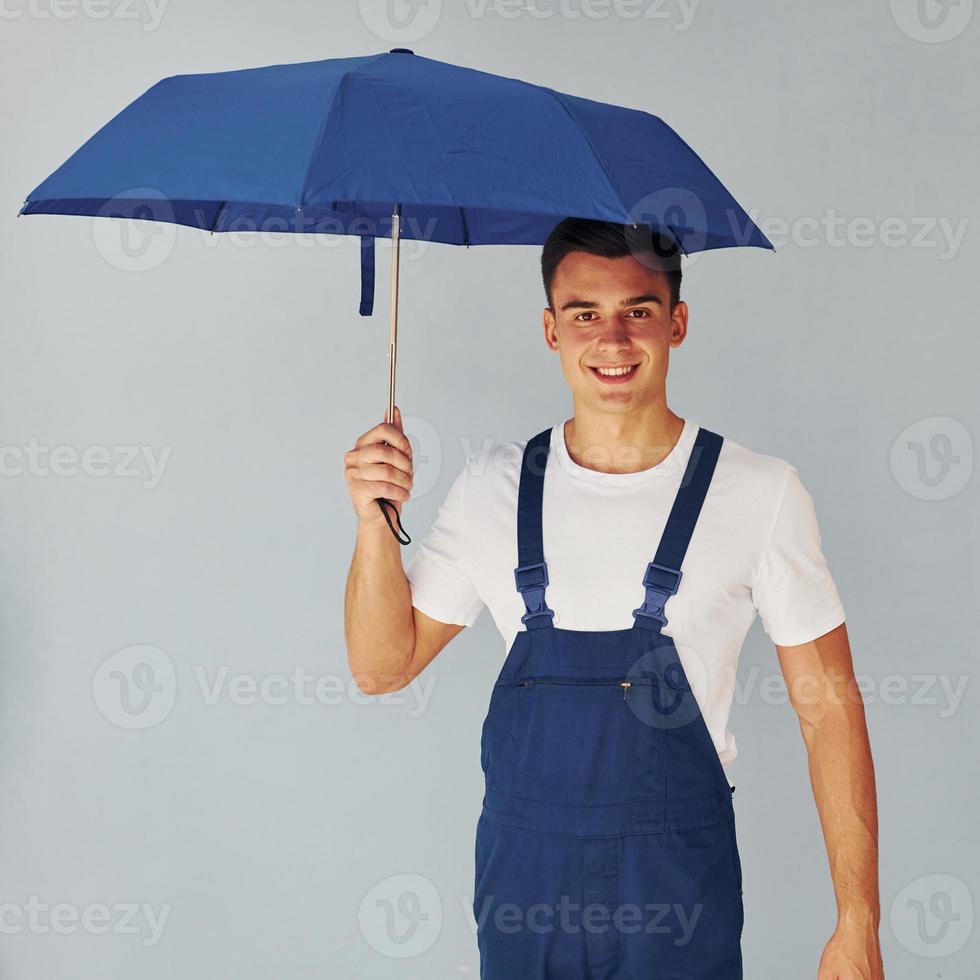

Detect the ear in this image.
[542,307,559,352]
[669,300,689,348]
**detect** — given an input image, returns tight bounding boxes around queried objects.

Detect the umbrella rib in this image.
[544,89,692,252]
[541,88,625,223]
[665,223,689,256]
[298,52,389,212]
[210,201,226,234]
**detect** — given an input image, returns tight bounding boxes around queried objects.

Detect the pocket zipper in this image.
[515,677,650,701]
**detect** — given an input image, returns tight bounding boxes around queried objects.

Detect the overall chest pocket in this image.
[486,676,667,806]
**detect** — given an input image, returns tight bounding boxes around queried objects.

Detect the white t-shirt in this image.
[405,417,846,770]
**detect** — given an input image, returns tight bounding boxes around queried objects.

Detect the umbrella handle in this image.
[377,497,411,545]
[378,203,411,546]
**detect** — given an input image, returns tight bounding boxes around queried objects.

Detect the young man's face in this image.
[542,250,688,416]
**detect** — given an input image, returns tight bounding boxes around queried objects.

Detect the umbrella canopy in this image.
[23,47,772,316]
[22,48,774,543]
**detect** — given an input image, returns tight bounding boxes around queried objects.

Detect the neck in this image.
[563,406,685,475]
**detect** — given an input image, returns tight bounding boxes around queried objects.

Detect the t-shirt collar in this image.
[551,417,699,487]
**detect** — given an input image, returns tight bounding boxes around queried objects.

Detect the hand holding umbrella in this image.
[344,406,413,542]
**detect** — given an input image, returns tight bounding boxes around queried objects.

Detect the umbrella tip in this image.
[389,48,414,54]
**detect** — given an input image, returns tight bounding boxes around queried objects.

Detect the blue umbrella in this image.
[22,47,773,543]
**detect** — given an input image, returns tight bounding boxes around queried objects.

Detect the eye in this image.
[627,309,651,318]
[574,311,597,322]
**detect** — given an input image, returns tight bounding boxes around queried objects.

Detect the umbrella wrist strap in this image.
[377,497,411,545]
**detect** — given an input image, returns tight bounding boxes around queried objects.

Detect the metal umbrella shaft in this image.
[376,204,411,544]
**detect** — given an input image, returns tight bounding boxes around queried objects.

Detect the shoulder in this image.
[716,429,794,480]
[704,429,830,575]
[711,428,799,515]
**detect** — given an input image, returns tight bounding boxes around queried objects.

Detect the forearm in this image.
[800,687,880,924]
[345,518,416,693]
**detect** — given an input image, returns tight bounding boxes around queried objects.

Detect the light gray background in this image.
[1,1,977,977]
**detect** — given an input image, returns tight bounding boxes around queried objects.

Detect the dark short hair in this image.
[541,218,682,312]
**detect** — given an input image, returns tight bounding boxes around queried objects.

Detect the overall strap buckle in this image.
[514,561,555,628]
[631,561,682,630]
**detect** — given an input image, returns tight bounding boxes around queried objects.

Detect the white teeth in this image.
[595,365,636,376]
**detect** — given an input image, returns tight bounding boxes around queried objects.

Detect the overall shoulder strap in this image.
[513,428,555,630]
[633,427,724,631]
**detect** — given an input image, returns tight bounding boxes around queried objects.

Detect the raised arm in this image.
[343,407,464,694]
[775,621,885,980]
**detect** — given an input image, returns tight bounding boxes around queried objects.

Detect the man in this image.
[344,218,883,979]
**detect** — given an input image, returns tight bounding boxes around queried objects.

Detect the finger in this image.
[358,479,411,502]
[353,421,412,455]
[385,406,404,436]
[392,407,411,453]
[345,444,413,475]
[354,462,413,492]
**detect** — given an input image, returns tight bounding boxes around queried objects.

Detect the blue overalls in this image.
[474,425,744,979]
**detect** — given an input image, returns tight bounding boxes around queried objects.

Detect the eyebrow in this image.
[559,293,664,312]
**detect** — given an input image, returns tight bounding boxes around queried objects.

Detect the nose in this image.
[596,317,631,349]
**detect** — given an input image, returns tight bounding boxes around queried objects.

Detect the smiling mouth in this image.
[588,363,639,382]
